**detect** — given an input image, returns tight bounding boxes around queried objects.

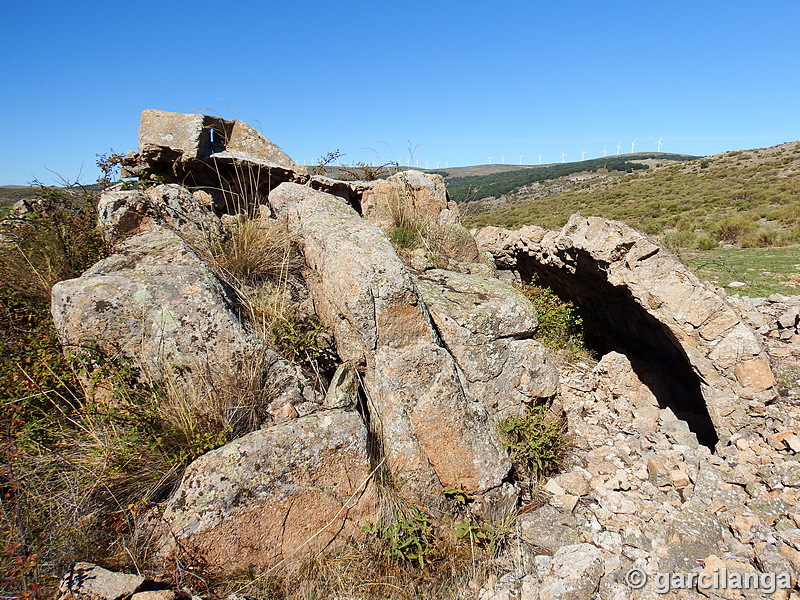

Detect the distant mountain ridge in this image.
[441,152,697,203]
[461,141,800,251]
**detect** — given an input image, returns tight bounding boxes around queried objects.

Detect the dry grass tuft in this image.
[214,537,506,600]
[204,215,300,287]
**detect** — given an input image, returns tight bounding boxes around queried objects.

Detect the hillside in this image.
[443,153,696,205]
[462,142,800,250]
[0,185,41,214]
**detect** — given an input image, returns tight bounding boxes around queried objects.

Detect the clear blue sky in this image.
[2,1,799,184]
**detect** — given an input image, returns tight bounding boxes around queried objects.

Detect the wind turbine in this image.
[602,147,607,157]
[630,139,636,153]
[655,137,663,152]
[501,154,505,164]
[581,149,586,161]
[560,150,566,163]
[425,160,429,169]
[436,161,440,168]
[616,142,621,155]
[538,154,543,165]
[445,161,449,168]
[519,154,524,165]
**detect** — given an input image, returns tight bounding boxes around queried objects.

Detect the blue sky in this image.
[2,1,799,184]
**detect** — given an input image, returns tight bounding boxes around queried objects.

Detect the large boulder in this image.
[97,183,224,245]
[159,409,377,571]
[126,110,307,211]
[50,226,306,409]
[360,170,460,228]
[476,216,776,442]
[414,269,558,420]
[269,183,510,503]
[138,109,303,174]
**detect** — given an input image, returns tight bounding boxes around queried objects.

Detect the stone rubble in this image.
[477,306,799,598]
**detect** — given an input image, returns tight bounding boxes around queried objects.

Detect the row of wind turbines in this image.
[486,137,664,166]
[304,137,665,170]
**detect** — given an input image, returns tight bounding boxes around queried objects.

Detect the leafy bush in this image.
[0,187,112,595]
[517,281,584,358]
[0,186,282,595]
[663,230,718,251]
[362,506,435,568]
[714,216,756,244]
[498,405,566,478]
[740,227,779,248]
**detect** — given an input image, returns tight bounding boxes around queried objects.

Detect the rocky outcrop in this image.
[52,227,251,377]
[360,170,460,228]
[137,109,303,175]
[269,182,511,502]
[476,216,777,443]
[49,110,800,597]
[50,226,307,411]
[414,269,558,420]
[159,409,377,571]
[123,110,307,211]
[97,183,224,245]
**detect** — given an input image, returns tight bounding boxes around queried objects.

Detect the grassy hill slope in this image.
[445,153,695,203]
[463,142,800,250]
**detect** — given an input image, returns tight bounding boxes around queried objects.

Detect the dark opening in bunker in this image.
[516,250,719,449]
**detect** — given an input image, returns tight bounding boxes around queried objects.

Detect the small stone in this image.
[592,530,623,554]
[273,402,298,422]
[59,563,146,600]
[786,435,800,454]
[647,456,671,487]
[729,512,761,543]
[698,555,762,600]
[533,554,552,578]
[544,479,566,497]
[745,482,766,498]
[692,464,746,510]
[518,504,581,552]
[670,468,691,489]
[663,501,727,572]
[131,592,176,600]
[551,493,580,512]
[777,308,800,329]
[553,470,590,496]
[747,497,789,523]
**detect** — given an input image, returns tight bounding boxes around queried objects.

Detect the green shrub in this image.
[498,405,565,478]
[714,216,756,244]
[362,506,435,568]
[517,281,584,358]
[389,226,420,249]
[740,227,779,248]
[695,234,718,250]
